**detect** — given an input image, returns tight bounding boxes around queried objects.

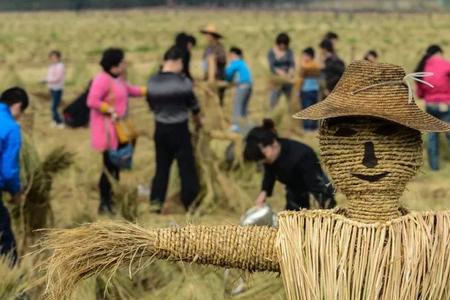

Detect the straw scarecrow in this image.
[40,61,450,300]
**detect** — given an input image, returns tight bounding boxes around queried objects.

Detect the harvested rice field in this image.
[2,8,450,299]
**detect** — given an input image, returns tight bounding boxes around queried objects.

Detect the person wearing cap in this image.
[146,46,202,214]
[0,87,30,265]
[244,119,335,211]
[225,46,253,133]
[415,44,450,171]
[319,39,345,96]
[268,32,295,109]
[87,48,146,215]
[200,24,227,106]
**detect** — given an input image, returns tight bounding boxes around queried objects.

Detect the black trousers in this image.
[285,189,310,211]
[150,122,199,209]
[0,195,17,265]
[99,151,120,209]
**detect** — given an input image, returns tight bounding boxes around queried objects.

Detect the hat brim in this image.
[200,30,223,38]
[294,94,450,132]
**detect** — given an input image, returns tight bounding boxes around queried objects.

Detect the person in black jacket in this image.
[174,32,196,80]
[244,119,335,210]
[319,39,345,96]
[146,46,202,213]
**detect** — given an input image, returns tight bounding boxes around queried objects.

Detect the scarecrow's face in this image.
[319,117,422,195]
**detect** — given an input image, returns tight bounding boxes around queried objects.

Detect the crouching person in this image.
[147,46,202,213]
[0,87,29,264]
[244,119,335,210]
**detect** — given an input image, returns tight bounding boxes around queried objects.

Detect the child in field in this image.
[298,47,321,131]
[225,47,253,133]
[44,50,65,128]
[0,87,29,265]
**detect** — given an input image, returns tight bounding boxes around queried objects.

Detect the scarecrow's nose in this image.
[362,142,378,168]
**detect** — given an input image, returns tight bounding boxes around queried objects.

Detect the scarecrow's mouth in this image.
[351,172,389,182]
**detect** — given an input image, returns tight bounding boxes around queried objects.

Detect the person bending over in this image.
[0,87,29,265]
[146,46,202,213]
[244,119,335,210]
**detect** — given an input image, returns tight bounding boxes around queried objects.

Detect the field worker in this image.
[244,119,335,211]
[324,31,339,50]
[319,39,345,96]
[44,50,65,129]
[0,87,29,265]
[268,32,295,109]
[200,24,227,106]
[87,48,146,215]
[364,50,378,63]
[174,32,197,80]
[224,47,253,133]
[415,44,450,171]
[146,46,202,214]
[298,47,321,131]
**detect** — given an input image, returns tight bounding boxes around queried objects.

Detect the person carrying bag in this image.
[87,48,146,214]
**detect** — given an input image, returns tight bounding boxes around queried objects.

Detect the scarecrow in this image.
[41,61,450,300]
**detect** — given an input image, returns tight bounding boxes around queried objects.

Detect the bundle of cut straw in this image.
[38,221,278,299]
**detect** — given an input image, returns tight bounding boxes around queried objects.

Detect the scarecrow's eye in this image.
[334,127,357,137]
[374,124,399,136]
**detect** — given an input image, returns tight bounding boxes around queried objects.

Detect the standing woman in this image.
[87,48,146,214]
[267,32,295,109]
[200,24,227,106]
[415,44,450,171]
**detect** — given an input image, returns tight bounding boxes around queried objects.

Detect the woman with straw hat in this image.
[41,61,450,300]
[200,24,227,106]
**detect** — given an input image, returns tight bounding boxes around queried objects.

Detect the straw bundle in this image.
[277,210,450,300]
[39,221,278,299]
[17,144,74,244]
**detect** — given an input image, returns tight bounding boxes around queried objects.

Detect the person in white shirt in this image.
[44,50,65,128]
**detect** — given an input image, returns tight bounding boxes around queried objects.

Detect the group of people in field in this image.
[0,24,450,265]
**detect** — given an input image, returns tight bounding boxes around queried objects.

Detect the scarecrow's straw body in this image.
[40,221,278,299]
[277,210,450,300]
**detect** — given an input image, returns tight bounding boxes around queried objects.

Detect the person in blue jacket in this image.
[0,87,29,264]
[225,47,252,133]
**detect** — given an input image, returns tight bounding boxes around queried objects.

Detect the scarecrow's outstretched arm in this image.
[40,221,279,300]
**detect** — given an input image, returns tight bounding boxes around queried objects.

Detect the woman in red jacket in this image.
[415,44,450,171]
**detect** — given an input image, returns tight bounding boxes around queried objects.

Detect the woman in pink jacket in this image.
[87,48,145,214]
[416,44,450,171]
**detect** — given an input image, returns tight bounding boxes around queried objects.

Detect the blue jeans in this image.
[232,84,252,129]
[426,104,450,170]
[269,84,292,109]
[50,89,63,124]
[0,194,17,265]
[300,90,319,131]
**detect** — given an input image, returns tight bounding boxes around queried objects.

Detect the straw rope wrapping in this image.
[319,118,422,223]
[39,221,279,299]
[276,210,450,300]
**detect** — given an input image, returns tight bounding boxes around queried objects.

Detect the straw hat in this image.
[294,60,450,132]
[200,24,223,39]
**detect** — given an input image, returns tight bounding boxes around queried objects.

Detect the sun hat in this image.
[294,60,450,132]
[200,24,223,39]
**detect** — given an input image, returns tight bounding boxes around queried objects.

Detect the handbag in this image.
[106,79,138,144]
[108,143,134,170]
